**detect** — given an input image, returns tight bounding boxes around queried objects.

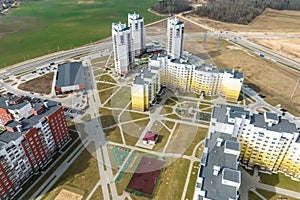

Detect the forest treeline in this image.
[151,0,192,15]
[193,0,300,24]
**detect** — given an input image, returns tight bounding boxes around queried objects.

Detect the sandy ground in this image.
[250,38,300,63]
[54,189,83,200]
[184,8,300,33]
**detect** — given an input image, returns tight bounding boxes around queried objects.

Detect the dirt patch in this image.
[54,189,83,200]
[18,72,54,94]
[250,38,300,62]
[185,8,300,33]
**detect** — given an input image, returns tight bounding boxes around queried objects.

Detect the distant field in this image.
[184,37,300,115]
[250,38,300,63]
[0,0,161,67]
[185,8,300,33]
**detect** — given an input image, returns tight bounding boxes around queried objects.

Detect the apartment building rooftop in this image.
[0,96,29,110]
[128,12,143,20]
[0,100,61,145]
[251,114,298,133]
[112,22,130,32]
[133,67,156,85]
[168,17,184,26]
[219,69,244,79]
[195,64,219,73]
[213,105,298,134]
[197,131,240,200]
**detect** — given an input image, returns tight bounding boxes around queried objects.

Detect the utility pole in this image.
[216,33,221,51]
[203,32,207,50]
[291,77,300,99]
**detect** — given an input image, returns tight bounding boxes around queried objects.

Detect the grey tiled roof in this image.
[266,112,279,120]
[225,140,240,151]
[223,168,240,183]
[0,100,61,145]
[0,96,30,110]
[199,131,240,200]
[55,62,85,88]
[213,105,298,134]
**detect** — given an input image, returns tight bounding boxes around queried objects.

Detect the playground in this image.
[125,156,164,197]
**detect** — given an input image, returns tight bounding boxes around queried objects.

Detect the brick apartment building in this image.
[0,95,69,199]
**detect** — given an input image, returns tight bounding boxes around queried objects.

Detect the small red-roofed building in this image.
[142,131,158,145]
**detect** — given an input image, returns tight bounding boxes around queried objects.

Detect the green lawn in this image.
[122,119,150,146]
[151,121,171,151]
[159,106,173,115]
[99,87,117,104]
[0,0,162,67]
[99,74,117,83]
[104,126,123,143]
[256,189,298,200]
[99,108,117,128]
[166,124,202,154]
[90,185,104,200]
[43,143,99,200]
[154,158,190,200]
[120,111,149,122]
[260,172,300,192]
[97,82,116,90]
[248,191,262,200]
[165,98,177,106]
[162,120,175,130]
[184,128,208,156]
[184,161,200,200]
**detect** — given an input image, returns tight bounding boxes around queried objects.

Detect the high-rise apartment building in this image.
[131,53,244,111]
[0,95,69,199]
[128,13,146,56]
[131,66,161,111]
[112,22,135,75]
[167,17,184,59]
[210,104,300,180]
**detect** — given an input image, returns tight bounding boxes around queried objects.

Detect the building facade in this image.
[112,22,135,75]
[167,17,184,59]
[210,104,300,180]
[128,13,146,56]
[131,66,161,111]
[131,54,244,111]
[0,95,69,199]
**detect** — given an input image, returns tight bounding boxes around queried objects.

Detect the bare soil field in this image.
[185,38,300,115]
[185,8,300,33]
[18,72,54,94]
[250,38,300,62]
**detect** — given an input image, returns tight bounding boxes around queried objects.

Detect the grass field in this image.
[43,143,99,200]
[256,189,298,200]
[154,158,190,200]
[184,161,200,200]
[248,190,262,200]
[259,172,300,193]
[0,0,162,67]
[90,185,104,200]
[166,124,201,154]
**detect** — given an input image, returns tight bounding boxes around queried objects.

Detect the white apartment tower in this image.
[112,22,135,75]
[128,13,146,56]
[167,17,184,59]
